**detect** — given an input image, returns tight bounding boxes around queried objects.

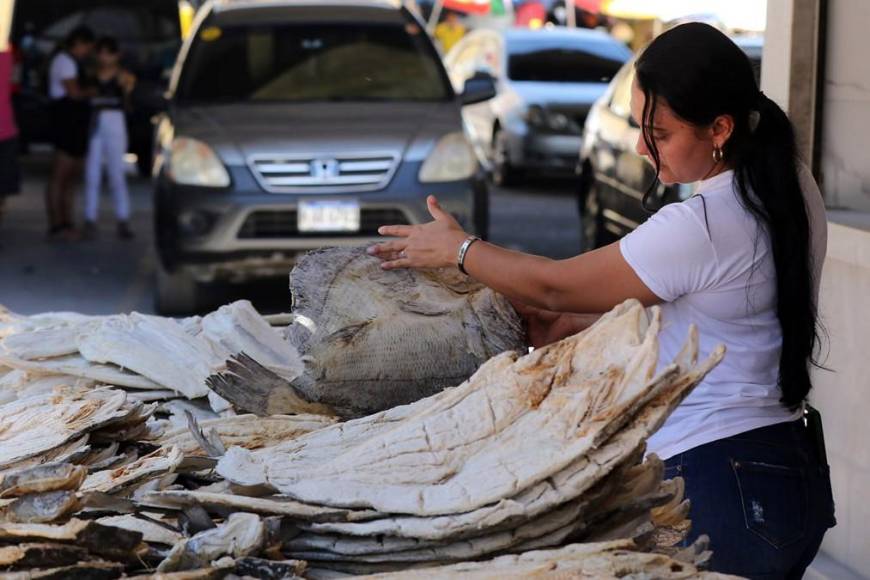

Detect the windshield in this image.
[507,37,630,83]
[176,20,451,102]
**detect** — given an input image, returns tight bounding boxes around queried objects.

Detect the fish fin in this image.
[206,352,336,417]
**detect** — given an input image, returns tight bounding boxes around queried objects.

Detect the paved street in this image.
[0,154,581,316]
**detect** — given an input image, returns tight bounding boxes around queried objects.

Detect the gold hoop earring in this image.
[712,146,724,163]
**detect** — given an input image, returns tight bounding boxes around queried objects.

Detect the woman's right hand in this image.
[509,300,565,348]
[510,299,601,348]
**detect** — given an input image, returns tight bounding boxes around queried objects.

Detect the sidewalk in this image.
[0,153,156,315]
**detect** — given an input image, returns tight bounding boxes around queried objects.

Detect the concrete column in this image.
[761,0,823,170]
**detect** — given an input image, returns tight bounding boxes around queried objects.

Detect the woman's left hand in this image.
[368,195,469,270]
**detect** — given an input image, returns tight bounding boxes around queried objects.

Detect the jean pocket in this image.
[731,458,808,549]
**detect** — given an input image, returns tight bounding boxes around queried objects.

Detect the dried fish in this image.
[199,300,305,383]
[0,464,87,498]
[96,514,183,546]
[346,538,736,579]
[0,323,97,360]
[157,512,265,572]
[0,437,91,476]
[0,543,90,570]
[234,557,306,579]
[78,314,220,398]
[0,560,125,579]
[0,354,164,390]
[0,388,136,470]
[142,490,373,522]
[208,247,525,418]
[2,491,81,523]
[81,446,184,495]
[155,414,335,457]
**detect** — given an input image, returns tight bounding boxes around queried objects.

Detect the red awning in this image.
[572,0,604,13]
[443,0,492,14]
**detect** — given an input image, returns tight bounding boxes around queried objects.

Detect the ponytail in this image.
[732,93,819,410]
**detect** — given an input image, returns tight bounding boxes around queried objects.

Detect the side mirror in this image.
[461,71,497,106]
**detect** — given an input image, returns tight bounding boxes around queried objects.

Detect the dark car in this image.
[10,0,181,174]
[444,27,631,186]
[576,35,763,250]
[152,0,495,314]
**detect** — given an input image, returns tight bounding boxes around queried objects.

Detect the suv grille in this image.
[250,153,399,193]
[237,208,410,239]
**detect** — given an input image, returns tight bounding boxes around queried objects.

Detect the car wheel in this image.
[136,149,153,178]
[491,129,523,188]
[472,179,490,240]
[155,261,203,316]
[581,182,610,252]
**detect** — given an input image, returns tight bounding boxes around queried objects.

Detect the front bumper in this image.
[508,130,583,173]
[156,161,481,282]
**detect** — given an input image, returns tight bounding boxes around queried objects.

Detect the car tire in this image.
[155,261,203,316]
[581,182,610,252]
[136,149,153,178]
[472,179,490,240]
[491,129,523,188]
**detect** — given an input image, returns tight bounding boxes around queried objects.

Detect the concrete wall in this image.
[818,0,870,212]
[813,1,870,573]
[811,221,870,577]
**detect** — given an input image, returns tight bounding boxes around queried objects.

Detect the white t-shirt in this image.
[48,51,78,100]
[619,165,827,460]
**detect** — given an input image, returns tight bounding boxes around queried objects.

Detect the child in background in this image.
[83,36,135,240]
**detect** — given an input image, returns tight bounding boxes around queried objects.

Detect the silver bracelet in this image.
[457,235,480,275]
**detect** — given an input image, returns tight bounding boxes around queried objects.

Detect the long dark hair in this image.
[635,23,820,410]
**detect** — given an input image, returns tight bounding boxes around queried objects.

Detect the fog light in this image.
[178,210,216,236]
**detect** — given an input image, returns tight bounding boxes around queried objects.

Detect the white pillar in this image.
[761,0,823,169]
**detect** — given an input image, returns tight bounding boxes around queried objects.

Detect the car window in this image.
[83,9,145,39]
[41,12,85,40]
[609,63,634,119]
[507,35,630,83]
[178,20,451,102]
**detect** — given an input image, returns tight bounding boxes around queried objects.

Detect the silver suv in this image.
[152,0,495,314]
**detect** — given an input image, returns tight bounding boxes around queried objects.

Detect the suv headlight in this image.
[418,132,477,183]
[168,137,231,187]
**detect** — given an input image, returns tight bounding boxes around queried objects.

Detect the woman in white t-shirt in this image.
[45,26,95,241]
[369,23,835,578]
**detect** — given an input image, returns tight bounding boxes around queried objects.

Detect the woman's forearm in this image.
[460,241,563,310]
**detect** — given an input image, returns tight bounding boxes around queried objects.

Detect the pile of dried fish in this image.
[0,247,732,577]
[196,300,724,575]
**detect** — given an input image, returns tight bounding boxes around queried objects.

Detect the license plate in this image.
[298,200,360,233]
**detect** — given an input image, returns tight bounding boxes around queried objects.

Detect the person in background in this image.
[82,37,135,240]
[434,10,466,54]
[45,26,95,241]
[0,48,20,234]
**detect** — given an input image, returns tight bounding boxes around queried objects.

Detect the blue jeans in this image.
[664,418,836,579]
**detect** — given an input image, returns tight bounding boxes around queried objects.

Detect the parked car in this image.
[152,0,495,314]
[444,27,631,186]
[10,0,181,174]
[577,35,763,250]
